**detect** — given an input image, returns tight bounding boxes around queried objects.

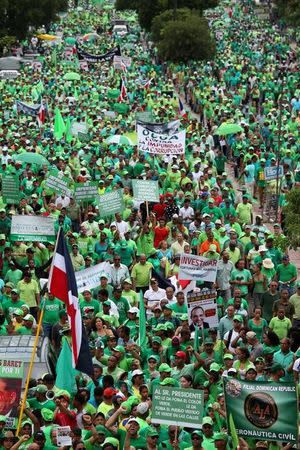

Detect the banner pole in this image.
[16,308,44,436]
[146,201,149,217]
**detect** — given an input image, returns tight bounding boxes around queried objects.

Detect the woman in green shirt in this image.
[248,307,268,342]
[252,263,268,309]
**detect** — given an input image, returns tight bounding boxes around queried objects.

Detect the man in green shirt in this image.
[131,254,153,292]
[2,289,24,321]
[28,384,56,411]
[40,293,63,338]
[80,289,100,316]
[276,255,297,293]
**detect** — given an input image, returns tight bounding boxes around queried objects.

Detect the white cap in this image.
[131,369,144,377]
[128,307,139,314]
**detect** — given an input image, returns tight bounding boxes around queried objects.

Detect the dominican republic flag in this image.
[37,102,46,127]
[118,78,127,102]
[48,228,93,377]
[143,78,153,91]
[178,98,188,119]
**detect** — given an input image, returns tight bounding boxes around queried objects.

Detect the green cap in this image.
[223,353,233,360]
[233,315,243,322]
[41,408,54,421]
[112,345,125,354]
[160,377,177,386]
[210,363,221,372]
[158,363,171,373]
[152,336,162,344]
[146,428,159,438]
[214,432,228,442]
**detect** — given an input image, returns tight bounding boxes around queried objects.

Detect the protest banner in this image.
[264,165,284,181]
[74,181,98,202]
[0,359,24,423]
[187,288,218,332]
[79,60,89,71]
[77,131,90,142]
[70,121,88,137]
[132,180,159,203]
[113,55,132,69]
[98,190,124,218]
[136,119,180,135]
[10,216,55,242]
[104,111,116,119]
[0,70,20,79]
[137,124,185,155]
[57,427,72,446]
[75,262,112,292]
[224,379,298,443]
[2,175,20,204]
[152,386,204,428]
[179,253,218,282]
[135,111,154,123]
[45,171,73,197]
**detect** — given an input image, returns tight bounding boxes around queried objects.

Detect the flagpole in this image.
[16,308,44,436]
[17,230,60,435]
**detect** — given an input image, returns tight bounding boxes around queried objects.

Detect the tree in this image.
[151,8,196,43]
[273,0,300,25]
[282,188,300,249]
[157,14,215,62]
[0,0,68,40]
[115,0,139,10]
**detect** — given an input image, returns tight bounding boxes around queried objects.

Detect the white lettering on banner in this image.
[137,124,185,155]
[179,253,217,282]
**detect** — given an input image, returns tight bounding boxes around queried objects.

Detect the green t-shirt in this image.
[276,263,297,286]
[230,268,252,295]
[80,299,100,316]
[28,397,56,411]
[41,298,63,324]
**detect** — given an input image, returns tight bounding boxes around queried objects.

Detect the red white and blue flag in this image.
[48,228,93,376]
[118,78,127,102]
[178,98,188,119]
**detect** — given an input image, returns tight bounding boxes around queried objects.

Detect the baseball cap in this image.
[152,336,162,344]
[131,369,144,377]
[210,363,221,372]
[158,363,171,373]
[23,314,34,322]
[112,345,125,354]
[160,377,177,386]
[256,442,268,449]
[233,315,243,322]
[223,353,233,360]
[136,402,149,415]
[202,416,214,426]
[246,331,256,339]
[36,384,47,394]
[41,408,54,421]
[146,427,159,438]
[103,388,117,398]
[175,351,187,360]
[128,307,139,314]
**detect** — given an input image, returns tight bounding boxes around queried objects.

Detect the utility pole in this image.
[173,0,177,20]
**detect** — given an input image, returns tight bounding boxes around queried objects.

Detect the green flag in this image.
[74,86,79,101]
[138,290,146,347]
[55,337,79,393]
[54,107,66,140]
[31,87,40,102]
[65,117,73,143]
[51,48,57,67]
[193,325,199,352]
[229,413,239,450]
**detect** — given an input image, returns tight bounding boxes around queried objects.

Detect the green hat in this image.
[152,336,162,344]
[41,408,54,421]
[160,377,177,386]
[223,353,233,360]
[0,415,6,423]
[214,432,228,442]
[202,416,214,426]
[204,338,214,345]
[13,308,23,316]
[210,363,221,372]
[158,363,171,373]
[55,389,70,400]
[147,354,159,362]
[36,384,47,394]
[233,315,243,322]
[180,313,188,321]
[146,427,159,438]
[192,430,203,438]
[164,321,175,330]
[112,345,125,354]
[269,363,284,373]
[95,425,107,435]
[103,437,119,447]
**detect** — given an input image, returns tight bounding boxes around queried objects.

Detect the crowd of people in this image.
[0,0,299,448]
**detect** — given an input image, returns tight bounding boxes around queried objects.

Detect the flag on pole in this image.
[53,107,66,140]
[193,325,200,352]
[178,98,188,118]
[37,102,46,127]
[138,291,146,348]
[229,413,239,450]
[48,228,93,377]
[118,78,127,102]
[55,336,79,393]
[143,78,153,91]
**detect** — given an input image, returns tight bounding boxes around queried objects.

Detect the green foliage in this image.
[115,0,139,10]
[283,188,300,249]
[0,35,16,54]
[0,0,68,40]
[151,8,197,43]
[274,0,300,25]
[157,14,216,62]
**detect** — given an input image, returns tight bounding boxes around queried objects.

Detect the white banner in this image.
[75,262,112,293]
[10,216,55,242]
[179,253,217,282]
[71,121,88,137]
[187,289,218,331]
[113,55,132,69]
[137,124,185,155]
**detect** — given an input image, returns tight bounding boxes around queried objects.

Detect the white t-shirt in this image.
[144,288,166,315]
[224,329,240,354]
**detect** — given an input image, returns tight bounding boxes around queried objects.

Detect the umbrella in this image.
[106,135,133,145]
[82,33,100,42]
[37,34,59,41]
[215,123,244,135]
[13,152,50,166]
[63,72,81,81]
[65,37,77,45]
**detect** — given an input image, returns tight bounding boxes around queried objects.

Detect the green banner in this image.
[98,189,124,218]
[2,175,20,204]
[132,179,159,202]
[45,171,73,197]
[152,386,204,428]
[224,379,298,443]
[74,182,98,202]
[10,216,55,242]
